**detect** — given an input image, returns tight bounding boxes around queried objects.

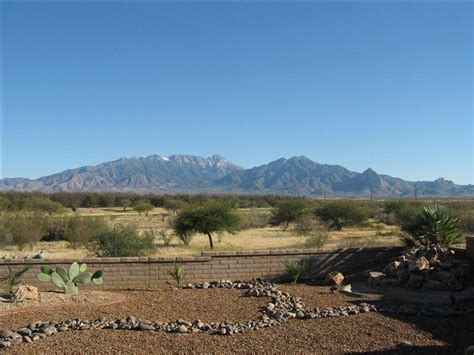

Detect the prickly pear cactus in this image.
[37,262,104,294]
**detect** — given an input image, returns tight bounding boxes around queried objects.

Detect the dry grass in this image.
[0,208,403,259]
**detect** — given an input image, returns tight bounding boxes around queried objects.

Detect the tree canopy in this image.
[173,201,240,249]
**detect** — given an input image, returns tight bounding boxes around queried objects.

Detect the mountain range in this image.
[1,154,473,197]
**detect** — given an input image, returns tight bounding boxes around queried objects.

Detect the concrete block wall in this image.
[1,247,404,291]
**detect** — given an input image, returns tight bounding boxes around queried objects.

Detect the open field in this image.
[0,207,404,259]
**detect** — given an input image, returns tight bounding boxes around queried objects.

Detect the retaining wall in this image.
[1,247,404,291]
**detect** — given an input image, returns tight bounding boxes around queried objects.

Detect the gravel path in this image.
[1,285,472,353]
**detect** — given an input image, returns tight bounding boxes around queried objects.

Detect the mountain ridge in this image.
[1,154,473,197]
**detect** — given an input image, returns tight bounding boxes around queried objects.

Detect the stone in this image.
[139,323,155,331]
[407,273,424,288]
[0,330,14,338]
[398,340,413,348]
[367,271,385,287]
[0,341,11,348]
[423,280,448,291]
[379,278,402,287]
[177,325,188,333]
[17,328,32,337]
[409,256,429,272]
[324,272,344,286]
[383,261,401,277]
[14,285,39,301]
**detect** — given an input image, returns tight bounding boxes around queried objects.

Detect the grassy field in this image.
[1,207,404,259]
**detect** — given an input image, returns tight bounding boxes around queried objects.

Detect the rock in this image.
[139,323,155,331]
[219,328,227,335]
[9,337,22,345]
[367,271,385,287]
[398,340,413,348]
[431,271,453,283]
[15,285,38,301]
[324,272,344,286]
[0,330,14,338]
[409,256,430,272]
[379,278,402,287]
[177,325,188,333]
[383,261,401,277]
[423,280,448,291]
[407,273,424,288]
[17,328,32,337]
[0,341,11,348]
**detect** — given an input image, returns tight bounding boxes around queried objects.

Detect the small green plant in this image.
[168,262,185,288]
[37,262,104,294]
[282,259,309,284]
[0,265,31,293]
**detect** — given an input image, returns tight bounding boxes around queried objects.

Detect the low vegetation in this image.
[282,259,309,284]
[37,262,104,294]
[168,262,185,288]
[0,191,472,257]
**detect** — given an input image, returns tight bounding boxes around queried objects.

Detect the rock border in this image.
[1,279,473,349]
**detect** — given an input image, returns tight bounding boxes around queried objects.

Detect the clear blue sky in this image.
[1,2,473,184]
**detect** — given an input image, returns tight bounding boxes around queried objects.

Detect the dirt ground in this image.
[1,285,472,354]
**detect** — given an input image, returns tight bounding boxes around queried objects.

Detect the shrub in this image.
[316,201,368,230]
[402,205,463,247]
[86,224,156,257]
[237,209,270,230]
[282,259,309,284]
[270,200,310,228]
[168,262,185,288]
[0,212,47,250]
[156,229,174,247]
[64,216,108,249]
[0,265,30,294]
[292,216,320,236]
[304,229,329,248]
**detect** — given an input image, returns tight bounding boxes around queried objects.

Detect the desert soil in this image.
[1,285,472,354]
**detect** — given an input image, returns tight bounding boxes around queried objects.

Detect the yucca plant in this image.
[0,265,31,293]
[403,205,463,247]
[282,259,309,284]
[168,262,185,288]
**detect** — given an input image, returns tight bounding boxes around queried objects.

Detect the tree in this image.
[133,200,154,216]
[25,197,64,215]
[270,200,309,228]
[316,201,368,230]
[173,201,240,249]
[402,205,463,247]
[163,199,186,215]
[119,198,132,212]
[0,197,12,211]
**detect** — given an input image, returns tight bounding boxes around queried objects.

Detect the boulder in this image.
[367,272,385,287]
[383,261,401,277]
[408,256,429,272]
[14,285,38,301]
[379,278,402,287]
[407,273,424,288]
[324,272,344,286]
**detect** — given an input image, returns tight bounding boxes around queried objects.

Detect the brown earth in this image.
[1,285,472,354]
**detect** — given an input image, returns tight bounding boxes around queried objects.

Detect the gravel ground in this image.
[1,285,473,354]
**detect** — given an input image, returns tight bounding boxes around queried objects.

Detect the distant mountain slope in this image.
[0,155,242,193]
[1,154,473,196]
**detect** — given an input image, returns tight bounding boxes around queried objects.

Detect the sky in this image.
[1,1,473,184]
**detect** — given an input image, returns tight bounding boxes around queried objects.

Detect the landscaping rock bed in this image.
[1,280,473,352]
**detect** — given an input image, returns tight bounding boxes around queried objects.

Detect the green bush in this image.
[402,205,463,247]
[86,224,156,257]
[0,212,48,250]
[282,259,309,284]
[237,209,270,230]
[304,229,329,248]
[133,200,154,216]
[168,262,185,288]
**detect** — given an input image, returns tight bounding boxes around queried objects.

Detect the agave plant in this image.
[37,262,103,294]
[168,262,185,288]
[0,265,31,294]
[403,205,463,247]
[282,259,309,284]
